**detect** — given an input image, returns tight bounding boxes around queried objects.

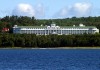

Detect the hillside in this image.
[0,16,100,33]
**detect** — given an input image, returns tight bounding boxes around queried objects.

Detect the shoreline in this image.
[57,47,100,49]
[0,47,100,49]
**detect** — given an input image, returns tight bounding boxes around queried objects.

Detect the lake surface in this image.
[0,49,100,70]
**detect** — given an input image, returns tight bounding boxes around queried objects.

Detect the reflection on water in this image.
[0,49,100,70]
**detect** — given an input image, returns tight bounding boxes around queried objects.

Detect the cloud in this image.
[70,2,92,17]
[12,3,35,17]
[35,3,45,19]
[12,3,45,18]
[53,2,92,18]
[12,2,92,19]
[53,7,69,18]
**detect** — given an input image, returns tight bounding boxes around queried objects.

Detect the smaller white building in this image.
[13,24,99,35]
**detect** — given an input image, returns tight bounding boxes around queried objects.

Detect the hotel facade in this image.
[13,24,99,35]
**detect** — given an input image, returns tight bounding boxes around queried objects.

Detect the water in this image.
[0,49,100,70]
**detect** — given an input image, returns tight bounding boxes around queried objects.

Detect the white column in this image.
[45,29,46,35]
[61,29,62,35]
[47,30,49,35]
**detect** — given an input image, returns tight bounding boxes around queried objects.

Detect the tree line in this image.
[0,33,100,48]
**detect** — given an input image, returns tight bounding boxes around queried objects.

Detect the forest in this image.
[0,33,100,48]
[0,16,100,47]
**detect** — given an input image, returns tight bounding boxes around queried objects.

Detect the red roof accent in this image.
[2,28,9,32]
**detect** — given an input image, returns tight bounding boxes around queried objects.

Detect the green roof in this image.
[18,26,46,28]
[18,26,96,28]
[60,26,96,28]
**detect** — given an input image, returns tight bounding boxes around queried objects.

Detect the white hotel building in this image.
[13,24,99,35]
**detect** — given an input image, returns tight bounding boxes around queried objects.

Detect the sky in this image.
[0,0,100,19]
